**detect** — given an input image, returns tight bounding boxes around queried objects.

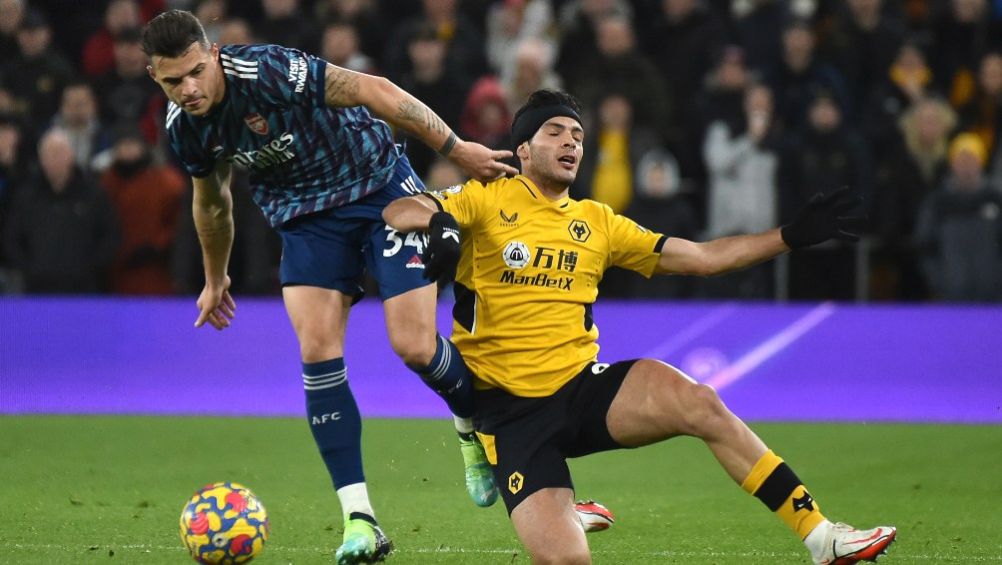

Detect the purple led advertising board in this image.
[1,298,999,423]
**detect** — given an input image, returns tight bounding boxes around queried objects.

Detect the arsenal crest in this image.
[244,113,269,135]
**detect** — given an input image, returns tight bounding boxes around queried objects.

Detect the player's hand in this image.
[781,186,866,249]
[195,275,236,330]
[448,139,519,182]
[422,212,461,284]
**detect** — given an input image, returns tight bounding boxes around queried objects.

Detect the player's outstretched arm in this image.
[192,161,237,330]
[656,187,864,276]
[382,194,437,233]
[656,230,788,277]
[322,64,518,181]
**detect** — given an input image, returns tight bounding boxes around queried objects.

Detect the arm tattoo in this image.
[324,65,360,106]
[395,99,422,122]
[396,99,448,136]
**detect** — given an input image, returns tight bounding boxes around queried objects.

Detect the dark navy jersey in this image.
[166,44,400,227]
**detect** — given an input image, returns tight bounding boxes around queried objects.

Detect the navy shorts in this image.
[277,155,431,300]
[473,359,639,514]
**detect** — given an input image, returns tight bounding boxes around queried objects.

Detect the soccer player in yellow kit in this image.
[383,90,896,565]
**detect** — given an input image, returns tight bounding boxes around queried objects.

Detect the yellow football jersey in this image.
[425,175,666,397]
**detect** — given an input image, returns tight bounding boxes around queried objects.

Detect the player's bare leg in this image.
[606,360,895,564]
[382,283,438,368]
[383,283,499,507]
[511,488,591,565]
[284,286,350,362]
[606,359,766,479]
[284,286,391,563]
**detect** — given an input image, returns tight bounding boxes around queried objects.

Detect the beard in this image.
[538,161,577,187]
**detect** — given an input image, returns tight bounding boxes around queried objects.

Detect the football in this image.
[179,482,270,564]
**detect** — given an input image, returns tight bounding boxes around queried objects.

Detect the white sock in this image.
[453,415,474,435]
[336,482,375,520]
[803,519,832,557]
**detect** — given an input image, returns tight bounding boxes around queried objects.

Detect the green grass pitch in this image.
[1,416,1000,564]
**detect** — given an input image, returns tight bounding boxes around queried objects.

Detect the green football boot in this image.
[458,433,499,507]
[335,513,392,564]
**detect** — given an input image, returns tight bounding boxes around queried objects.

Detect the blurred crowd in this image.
[0,0,1001,302]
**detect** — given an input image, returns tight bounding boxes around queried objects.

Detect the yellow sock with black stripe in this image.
[741,450,826,539]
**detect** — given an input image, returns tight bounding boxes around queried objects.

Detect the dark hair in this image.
[142,9,209,58]
[512,90,581,127]
[0,112,24,130]
[112,120,147,144]
[20,9,49,30]
[510,90,583,151]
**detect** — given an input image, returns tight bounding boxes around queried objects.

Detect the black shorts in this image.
[472,360,638,514]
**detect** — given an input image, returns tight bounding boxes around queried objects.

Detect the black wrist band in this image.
[438,132,457,156]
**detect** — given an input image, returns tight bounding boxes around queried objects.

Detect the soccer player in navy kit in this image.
[142,10,518,564]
